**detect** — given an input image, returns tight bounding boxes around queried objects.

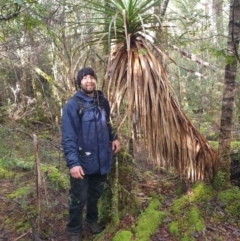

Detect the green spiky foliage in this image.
[81,0,216,181]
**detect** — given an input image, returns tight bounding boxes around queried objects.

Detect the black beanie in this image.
[77,67,96,86]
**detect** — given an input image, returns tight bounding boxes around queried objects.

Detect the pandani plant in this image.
[80,0,217,181]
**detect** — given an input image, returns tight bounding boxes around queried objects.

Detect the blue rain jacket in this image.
[61,90,115,175]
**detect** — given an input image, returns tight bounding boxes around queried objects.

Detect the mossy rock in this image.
[187,206,205,232]
[112,199,166,241]
[169,205,205,240]
[169,185,207,240]
[135,210,165,240]
[170,195,189,214]
[168,221,179,235]
[134,199,166,241]
[112,230,133,241]
[171,182,213,208]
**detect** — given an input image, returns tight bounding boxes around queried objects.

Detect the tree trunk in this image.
[210,0,223,44]
[159,0,170,18]
[216,0,240,189]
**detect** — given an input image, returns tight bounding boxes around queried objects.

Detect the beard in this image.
[81,85,96,95]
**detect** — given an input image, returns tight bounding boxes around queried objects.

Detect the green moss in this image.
[8,185,33,199]
[169,188,207,240]
[134,199,166,240]
[108,199,166,241]
[38,131,52,140]
[143,170,154,179]
[99,147,141,224]
[209,140,240,151]
[218,187,240,218]
[0,167,14,178]
[213,171,227,190]
[98,182,113,224]
[168,221,179,235]
[230,141,240,149]
[0,156,33,171]
[161,180,175,190]
[146,198,162,211]
[0,158,5,167]
[169,206,204,240]
[170,195,189,214]
[231,151,240,162]
[181,233,195,241]
[15,219,31,232]
[199,125,207,135]
[112,230,133,241]
[208,141,218,149]
[169,182,212,210]
[176,185,183,196]
[137,212,166,239]
[4,217,11,226]
[41,165,69,190]
[49,151,62,158]
[13,158,33,170]
[189,182,213,202]
[149,193,164,202]
[195,220,205,231]
[187,206,205,232]
[135,211,161,239]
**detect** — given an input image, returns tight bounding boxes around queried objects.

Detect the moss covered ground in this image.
[0,126,240,241]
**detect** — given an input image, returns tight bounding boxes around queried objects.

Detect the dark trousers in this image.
[66,173,107,233]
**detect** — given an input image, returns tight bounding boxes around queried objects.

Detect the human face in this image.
[80,75,96,96]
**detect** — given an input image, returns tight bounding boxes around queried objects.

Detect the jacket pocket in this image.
[80,153,99,174]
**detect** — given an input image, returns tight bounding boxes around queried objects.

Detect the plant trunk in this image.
[216,0,240,189]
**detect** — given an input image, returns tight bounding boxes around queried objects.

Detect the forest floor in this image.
[0,123,240,241]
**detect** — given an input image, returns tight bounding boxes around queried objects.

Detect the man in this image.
[61,67,121,241]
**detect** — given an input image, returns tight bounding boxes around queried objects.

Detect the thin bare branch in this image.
[171,45,218,71]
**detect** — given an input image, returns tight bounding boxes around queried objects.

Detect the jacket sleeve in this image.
[61,100,81,169]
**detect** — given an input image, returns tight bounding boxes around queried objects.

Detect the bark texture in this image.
[217,0,240,187]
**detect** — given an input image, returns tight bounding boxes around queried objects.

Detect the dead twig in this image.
[13,229,30,241]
